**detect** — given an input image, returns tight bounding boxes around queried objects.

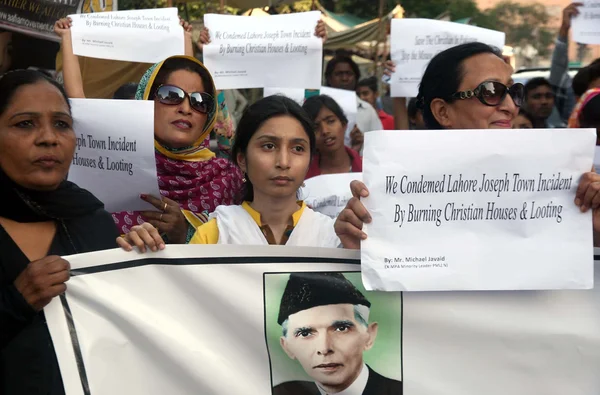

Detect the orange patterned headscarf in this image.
[568,88,600,128]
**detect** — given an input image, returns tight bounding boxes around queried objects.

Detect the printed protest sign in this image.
[304,173,362,218]
[69,7,183,63]
[361,129,595,291]
[389,19,505,97]
[572,0,600,44]
[0,0,117,41]
[203,11,322,89]
[69,99,160,213]
[44,245,600,395]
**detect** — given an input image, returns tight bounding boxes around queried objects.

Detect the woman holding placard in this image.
[54,18,244,244]
[117,95,341,249]
[335,42,600,249]
[302,94,362,179]
[0,70,119,395]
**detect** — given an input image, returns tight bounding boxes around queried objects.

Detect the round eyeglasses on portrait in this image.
[155,85,215,115]
[450,81,525,107]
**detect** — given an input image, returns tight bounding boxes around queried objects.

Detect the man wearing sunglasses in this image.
[524,77,564,128]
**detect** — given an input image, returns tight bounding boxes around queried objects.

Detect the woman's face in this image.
[314,106,347,155]
[237,115,311,201]
[435,53,519,130]
[512,114,533,129]
[0,81,75,190]
[154,69,209,149]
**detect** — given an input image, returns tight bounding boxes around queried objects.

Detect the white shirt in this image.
[316,363,369,395]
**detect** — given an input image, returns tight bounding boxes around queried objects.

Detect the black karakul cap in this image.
[277,272,371,325]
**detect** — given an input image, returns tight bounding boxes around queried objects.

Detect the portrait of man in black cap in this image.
[271,272,402,395]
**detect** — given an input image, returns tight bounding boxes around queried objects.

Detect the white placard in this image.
[69,8,184,63]
[69,99,160,213]
[304,173,362,218]
[319,86,358,146]
[572,1,600,44]
[263,87,305,105]
[44,246,600,395]
[390,19,505,97]
[203,12,323,89]
[361,129,595,292]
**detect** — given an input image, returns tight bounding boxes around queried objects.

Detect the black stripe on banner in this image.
[60,294,92,395]
[70,255,361,276]
[595,255,600,261]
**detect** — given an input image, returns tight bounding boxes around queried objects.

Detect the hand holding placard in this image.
[359,129,595,292]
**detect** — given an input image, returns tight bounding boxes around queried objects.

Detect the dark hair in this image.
[573,64,600,97]
[580,95,600,127]
[232,95,316,203]
[517,109,534,124]
[149,58,214,99]
[407,97,420,119]
[113,82,138,100]
[0,69,70,117]
[417,42,502,130]
[356,76,378,93]
[524,77,552,96]
[325,55,361,87]
[302,94,349,126]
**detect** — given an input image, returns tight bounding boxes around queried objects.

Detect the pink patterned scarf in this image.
[112,148,243,234]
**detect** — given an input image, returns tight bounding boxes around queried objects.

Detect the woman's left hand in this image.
[315,19,327,43]
[140,195,188,244]
[180,17,193,39]
[575,171,600,233]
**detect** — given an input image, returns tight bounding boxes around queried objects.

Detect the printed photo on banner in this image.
[361,129,595,292]
[264,271,403,395]
[389,19,505,97]
[203,11,323,90]
[68,7,184,63]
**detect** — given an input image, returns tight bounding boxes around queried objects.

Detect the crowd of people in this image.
[2,4,600,395]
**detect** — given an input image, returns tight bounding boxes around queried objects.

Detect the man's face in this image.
[280,304,377,393]
[328,62,357,91]
[356,86,377,108]
[526,84,555,120]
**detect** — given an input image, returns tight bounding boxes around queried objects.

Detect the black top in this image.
[0,209,119,395]
[273,365,403,395]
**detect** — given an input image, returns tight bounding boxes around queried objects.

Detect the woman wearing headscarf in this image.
[0,69,119,395]
[568,88,600,141]
[54,18,243,243]
[334,43,600,249]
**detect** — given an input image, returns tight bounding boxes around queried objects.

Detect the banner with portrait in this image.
[0,0,117,41]
[45,246,600,395]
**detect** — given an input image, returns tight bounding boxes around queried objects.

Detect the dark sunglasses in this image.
[155,85,215,114]
[450,81,525,107]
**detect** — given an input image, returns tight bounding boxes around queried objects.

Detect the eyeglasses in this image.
[155,85,215,114]
[450,81,525,107]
